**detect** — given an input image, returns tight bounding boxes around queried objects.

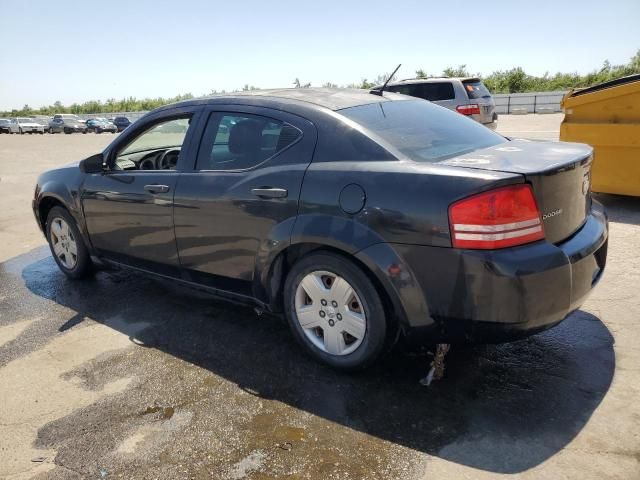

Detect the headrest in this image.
[229,119,263,155]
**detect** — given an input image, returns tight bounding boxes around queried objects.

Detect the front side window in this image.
[115,117,191,171]
[196,113,301,171]
[339,100,506,163]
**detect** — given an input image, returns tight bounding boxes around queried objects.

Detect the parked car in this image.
[30,116,51,133]
[0,119,11,133]
[33,89,607,370]
[86,118,117,134]
[113,116,131,132]
[374,77,498,129]
[9,117,45,134]
[49,114,88,134]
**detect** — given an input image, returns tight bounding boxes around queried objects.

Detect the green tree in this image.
[443,65,469,77]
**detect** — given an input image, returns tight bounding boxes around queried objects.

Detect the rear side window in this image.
[463,79,492,99]
[389,83,455,101]
[196,113,301,171]
[340,100,505,162]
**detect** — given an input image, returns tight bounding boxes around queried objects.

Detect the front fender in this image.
[36,170,90,249]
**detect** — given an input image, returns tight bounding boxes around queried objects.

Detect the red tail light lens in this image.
[449,184,545,249]
[456,104,481,115]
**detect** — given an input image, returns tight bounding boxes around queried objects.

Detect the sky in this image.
[0,0,638,111]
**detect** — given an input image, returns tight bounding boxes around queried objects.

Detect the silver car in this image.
[380,77,498,129]
[49,114,88,134]
[8,117,45,134]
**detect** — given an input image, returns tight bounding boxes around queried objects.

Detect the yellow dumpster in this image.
[560,74,640,196]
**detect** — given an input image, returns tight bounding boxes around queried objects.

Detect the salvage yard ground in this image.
[0,114,639,479]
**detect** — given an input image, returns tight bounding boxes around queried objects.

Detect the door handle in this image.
[251,187,288,199]
[144,184,170,194]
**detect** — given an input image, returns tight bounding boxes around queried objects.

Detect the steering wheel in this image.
[157,149,180,170]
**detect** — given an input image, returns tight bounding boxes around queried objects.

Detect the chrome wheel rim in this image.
[50,217,78,269]
[294,270,367,356]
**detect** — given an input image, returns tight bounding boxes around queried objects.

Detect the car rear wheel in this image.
[19,128,24,135]
[46,206,93,279]
[284,252,387,370]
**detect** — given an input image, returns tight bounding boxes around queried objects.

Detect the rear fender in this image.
[254,213,435,332]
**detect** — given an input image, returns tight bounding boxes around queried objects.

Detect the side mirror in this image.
[79,153,106,174]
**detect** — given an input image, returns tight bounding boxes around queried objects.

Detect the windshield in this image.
[339,100,505,162]
[17,117,32,123]
[463,80,492,99]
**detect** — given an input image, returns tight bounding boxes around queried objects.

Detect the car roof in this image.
[162,88,411,113]
[382,77,481,86]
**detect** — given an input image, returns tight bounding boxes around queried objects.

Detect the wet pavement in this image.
[1,130,639,479]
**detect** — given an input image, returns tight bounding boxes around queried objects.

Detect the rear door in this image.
[173,105,316,296]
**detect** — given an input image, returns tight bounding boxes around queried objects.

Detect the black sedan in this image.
[32,89,608,370]
[112,116,131,132]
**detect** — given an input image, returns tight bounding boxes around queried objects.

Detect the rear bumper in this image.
[393,201,608,344]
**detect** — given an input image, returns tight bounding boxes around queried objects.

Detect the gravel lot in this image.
[0,116,639,479]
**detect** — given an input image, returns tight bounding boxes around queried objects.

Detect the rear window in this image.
[339,100,505,163]
[388,82,455,101]
[463,79,492,99]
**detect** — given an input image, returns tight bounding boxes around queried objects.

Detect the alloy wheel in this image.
[294,270,367,356]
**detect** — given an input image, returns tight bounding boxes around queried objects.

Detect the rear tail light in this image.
[449,184,544,249]
[456,104,481,115]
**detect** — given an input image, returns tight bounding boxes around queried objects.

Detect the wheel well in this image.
[38,196,65,230]
[269,243,400,338]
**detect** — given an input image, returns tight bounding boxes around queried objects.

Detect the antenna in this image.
[371,64,401,96]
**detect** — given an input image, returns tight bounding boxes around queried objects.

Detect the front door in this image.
[81,112,200,276]
[173,106,316,296]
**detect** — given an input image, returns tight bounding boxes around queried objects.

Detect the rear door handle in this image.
[251,187,288,199]
[144,184,170,194]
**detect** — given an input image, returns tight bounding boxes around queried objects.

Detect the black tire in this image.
[284,252,388,370]
[46,206,93,279]
[19,128,24,135]
[64,128,71,134]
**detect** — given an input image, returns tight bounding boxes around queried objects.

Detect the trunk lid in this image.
[440,139,593,244]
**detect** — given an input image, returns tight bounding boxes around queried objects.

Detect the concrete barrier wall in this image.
[494,91,567,114]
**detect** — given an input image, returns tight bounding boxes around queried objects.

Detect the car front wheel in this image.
[46,206,93,279]
[284,252,388,370]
